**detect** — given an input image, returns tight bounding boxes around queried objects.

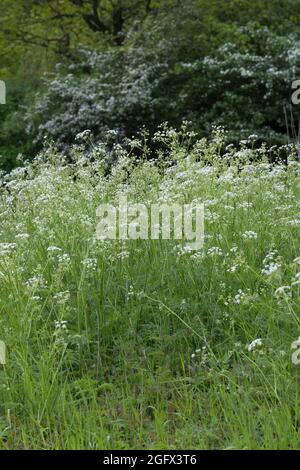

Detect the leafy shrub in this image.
[0,82,36,171]
[178,26,300,143]
[27,26,300,152]
[27,47,166,149]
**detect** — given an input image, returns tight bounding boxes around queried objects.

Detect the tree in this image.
[70,0,155,44]
[0,0,156,59]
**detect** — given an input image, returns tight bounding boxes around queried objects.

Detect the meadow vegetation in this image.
[0,127,300,449]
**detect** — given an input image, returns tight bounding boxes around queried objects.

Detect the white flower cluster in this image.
[247,338,263,352]
[261,251,281,276]
[242,231,258,240]
[0,242,17,257]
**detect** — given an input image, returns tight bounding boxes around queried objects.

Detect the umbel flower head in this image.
[248,338,263,352]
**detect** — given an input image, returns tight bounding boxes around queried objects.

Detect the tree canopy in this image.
[0,0,300,169]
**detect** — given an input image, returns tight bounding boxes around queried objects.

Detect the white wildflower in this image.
[242,231,258,240]
[234,289,246,304]
[15,233,29,241]
[248,338,263,352]
[75,129,92,141]
[261,262,281,276]
[53,291,70,305]
[26,275,47,290]
[81,258,97,271]
[55,320,68,330]
[0,243,17,256]
[207,246,223,256]
[117,250,130,260]
[47,246,62,253]
[227,264,239,273]
[57,253,71,264]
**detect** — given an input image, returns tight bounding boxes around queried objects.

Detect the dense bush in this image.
[0,82,35,171]
[26,47,165,149]
[178,27,300,143]
[27,26,300,152]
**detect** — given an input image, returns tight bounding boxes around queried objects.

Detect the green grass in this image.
[0,129,300,449]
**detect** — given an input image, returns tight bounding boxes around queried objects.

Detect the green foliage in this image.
[1,1,300,450]
[1,0,300,169]
[26,25,300,151]
[176,26,300,143]
[0,130,300,448]
[0,82,34,171]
